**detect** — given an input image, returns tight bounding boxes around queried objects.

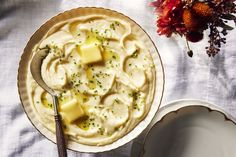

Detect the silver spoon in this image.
[30,48,67,157]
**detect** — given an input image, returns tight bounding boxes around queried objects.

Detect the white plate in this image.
[17,7,165,153]
[131,100,236,157]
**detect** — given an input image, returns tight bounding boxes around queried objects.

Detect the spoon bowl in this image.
[30,48,68,157]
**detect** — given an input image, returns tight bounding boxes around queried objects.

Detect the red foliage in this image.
[150,0,187,37]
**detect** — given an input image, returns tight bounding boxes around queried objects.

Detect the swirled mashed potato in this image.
[27,15,155,145]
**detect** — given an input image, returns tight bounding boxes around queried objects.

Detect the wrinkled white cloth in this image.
[0,0,236,157]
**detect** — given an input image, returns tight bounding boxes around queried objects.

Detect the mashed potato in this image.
[27,15,155,146]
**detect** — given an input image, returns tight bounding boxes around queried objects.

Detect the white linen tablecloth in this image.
[0,0,236,156]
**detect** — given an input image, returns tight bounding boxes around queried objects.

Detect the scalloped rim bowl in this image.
[134,100,236,157]
[17,7,165,153]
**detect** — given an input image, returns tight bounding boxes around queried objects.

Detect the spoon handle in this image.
[53,96,67,157]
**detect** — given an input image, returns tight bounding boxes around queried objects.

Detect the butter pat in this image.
[80,43,102,64]
[61,98,84,123]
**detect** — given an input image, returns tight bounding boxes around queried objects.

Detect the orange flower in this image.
[182,9,199,30]
[193,2,213,18]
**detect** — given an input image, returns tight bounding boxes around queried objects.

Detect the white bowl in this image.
[17,7,165,153]
[131,100,236,157]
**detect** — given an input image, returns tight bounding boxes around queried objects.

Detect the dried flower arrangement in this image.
[150,0,236,57]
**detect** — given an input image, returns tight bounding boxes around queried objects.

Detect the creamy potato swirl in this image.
[27,15,156,145]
